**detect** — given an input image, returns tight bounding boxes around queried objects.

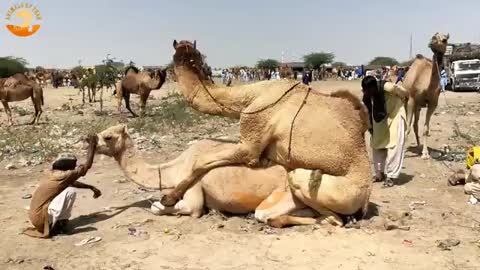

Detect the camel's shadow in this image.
[66,199,151,234]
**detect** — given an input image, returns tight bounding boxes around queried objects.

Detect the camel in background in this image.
[96,125,372,227]
[403,32,449,159]
[115,66,167,117]
[159,40,372,220]
[0,73,44,125]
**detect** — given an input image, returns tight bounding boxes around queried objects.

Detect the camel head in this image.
[96,124,133,157]
[172,39,206,76]
[429,32,449,55]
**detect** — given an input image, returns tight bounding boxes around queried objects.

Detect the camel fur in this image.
[153,40,372,215]
[0,73,44,125]
[403,32,449,159]
[115,66,167,117]
[95,124,372,227]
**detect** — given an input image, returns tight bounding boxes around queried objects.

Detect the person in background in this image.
[361,75,408,188]
[396,68,405,84]
[440,67,448,92]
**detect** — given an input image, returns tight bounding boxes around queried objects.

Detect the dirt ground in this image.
[1,79,480,270]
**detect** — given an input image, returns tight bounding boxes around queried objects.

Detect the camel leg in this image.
[161,141,267,206]
[123,92,138,117]
[30,96,39,125]
[151,182,204,217]
[406,98,415,135]
[139,92,149,117]
[254,189,317,228]
[421,104,437,159]
[1,101,13,125]
[413,107,421,148]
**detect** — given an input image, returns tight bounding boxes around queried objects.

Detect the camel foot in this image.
[150,201,165,215]
[247,158,259,167]
[160,193,179,207]
[344,216,360,229]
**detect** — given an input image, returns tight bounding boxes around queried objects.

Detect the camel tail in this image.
[330,90,369,132]
[41,88,44,105]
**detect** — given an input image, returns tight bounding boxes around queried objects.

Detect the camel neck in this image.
[174,65,255,118]
[429,52,443,93]
[113,143,160,190]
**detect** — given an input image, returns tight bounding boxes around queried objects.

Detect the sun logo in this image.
[5,2,42,37]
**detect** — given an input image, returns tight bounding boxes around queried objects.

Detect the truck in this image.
[449,59,480,91]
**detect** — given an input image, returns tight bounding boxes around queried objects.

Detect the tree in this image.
[368,56,399,66]
[303,52,335,69]
[256,59,280,70]
[331,61,347,68]
[0,56,28,78]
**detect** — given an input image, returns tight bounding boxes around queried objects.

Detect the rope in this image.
[287,87,312,162]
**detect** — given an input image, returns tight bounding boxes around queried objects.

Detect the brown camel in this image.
[115,66,167,117]
[159,40,372,213]
[403,32,449,159]
[96,124,372,227]
[0,73,44,125]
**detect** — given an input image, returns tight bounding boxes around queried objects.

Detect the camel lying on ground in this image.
[0,73,44,125]
[403,32,449,159]
[115,66,167,117]
[159,40,372,210]
[96,125,372,227]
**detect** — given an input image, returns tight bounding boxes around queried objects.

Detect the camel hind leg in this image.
[1,100,13,125]
[139,91,150,117]
[254,189,317,228]
[413,107,421,148]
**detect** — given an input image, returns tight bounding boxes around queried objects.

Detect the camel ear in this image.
[446,33,450,39]
[193,40,196,50]
[173,40,178,49]
[120,124,128,134]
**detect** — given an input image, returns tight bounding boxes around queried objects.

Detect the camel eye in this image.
[104,136,112,141]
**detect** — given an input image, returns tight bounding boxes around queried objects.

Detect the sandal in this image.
[382,178,394,188]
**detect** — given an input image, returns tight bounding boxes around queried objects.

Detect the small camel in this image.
[115,66,167,117]
[158,40,372,210]
[95,124,372,227]
[403,32,449,159]
[0,73,44,125]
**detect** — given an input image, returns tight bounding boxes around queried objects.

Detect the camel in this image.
[403,32,449,159]
[159,40,372,212]
[95,124,372,227]
[0,73,44,125]
[115,66,167,117]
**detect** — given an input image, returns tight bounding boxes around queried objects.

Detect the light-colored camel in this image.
[95,124,372,227]
[403,32,449,159]
[0,73,44,125]
[115,66,167,117]
[159,40,372,212]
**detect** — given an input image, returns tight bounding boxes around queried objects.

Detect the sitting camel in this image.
[0,73,44,125]
[115,66,167,117]
[96,125,371,227]
[159,40,372,209]
[403,32,449,159]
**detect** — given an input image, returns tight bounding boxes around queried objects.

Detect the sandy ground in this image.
[1,79,480,270]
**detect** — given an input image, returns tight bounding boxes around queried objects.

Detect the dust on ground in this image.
[1,80,480,270]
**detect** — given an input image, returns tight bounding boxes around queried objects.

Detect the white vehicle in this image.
[450,59,480,91]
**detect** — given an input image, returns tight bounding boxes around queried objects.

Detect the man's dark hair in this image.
[52,154,77,171]
[361,75,377,91]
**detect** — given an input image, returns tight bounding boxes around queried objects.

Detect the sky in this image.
[0,0,479,69]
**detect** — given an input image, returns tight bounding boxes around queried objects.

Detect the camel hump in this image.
[416,54,424,59]
[330,90,363,110]
[330,90,369,132]
[125,66,139,75]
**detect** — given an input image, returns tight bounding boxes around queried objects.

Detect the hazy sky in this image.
[0,0,479,69]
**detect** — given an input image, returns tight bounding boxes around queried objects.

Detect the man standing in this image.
[23,135,101,238]
[361,75,408,187]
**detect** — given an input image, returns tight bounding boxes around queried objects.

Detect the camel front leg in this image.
[160,142,263,206]
[405,98,415,136]
[139,91,150,117]
[421,105,437,159]
[151,182,204,217]
[1,101,13,126]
